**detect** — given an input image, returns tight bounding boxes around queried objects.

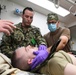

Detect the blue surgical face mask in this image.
[48,23,57,32]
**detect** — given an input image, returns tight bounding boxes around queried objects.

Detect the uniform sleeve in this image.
[35,28,47,46]
[40,58,64,75]
[0,34,13,58]
[61,28,70,40]
[0,26,25,58]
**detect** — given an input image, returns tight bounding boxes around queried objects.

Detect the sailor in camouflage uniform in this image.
[0,7,47,58]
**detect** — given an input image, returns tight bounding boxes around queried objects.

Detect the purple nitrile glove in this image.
[30,49,49,70]
[38,44,47,51]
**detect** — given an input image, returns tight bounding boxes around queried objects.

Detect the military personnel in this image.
[11,45,76,75]
[0,52,46,75]
[0,7,47,59]
[44,13,71,52]
[0,20,46,75]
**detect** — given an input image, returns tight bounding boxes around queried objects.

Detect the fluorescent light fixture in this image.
[27,0,70,17]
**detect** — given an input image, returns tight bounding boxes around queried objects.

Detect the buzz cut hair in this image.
[22,7,34,14]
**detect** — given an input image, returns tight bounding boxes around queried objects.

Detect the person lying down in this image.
[11,45,76,75]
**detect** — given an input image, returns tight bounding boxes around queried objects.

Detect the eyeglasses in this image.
[47,21,57,24]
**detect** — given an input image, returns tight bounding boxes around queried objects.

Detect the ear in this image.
[57,21,59,27]
[27,59,33,64]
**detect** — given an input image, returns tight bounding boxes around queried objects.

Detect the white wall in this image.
[0,0,50,36]
[0,0,22,23]
[1,0,76,51]
[1,0,76,50]
[0,0,66,36]
[32,12,49,35]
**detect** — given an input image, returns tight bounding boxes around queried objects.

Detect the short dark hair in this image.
[22,7,34,14]
[11,49,30,70]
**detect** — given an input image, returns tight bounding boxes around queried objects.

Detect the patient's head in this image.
[11,45,38,70]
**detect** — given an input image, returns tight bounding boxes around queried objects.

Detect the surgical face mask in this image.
[48,23,57,32]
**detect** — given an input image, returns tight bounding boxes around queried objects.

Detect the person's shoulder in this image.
[44,32,50,37]
[31,25,39,29]
[31,25,40,31]
[60,27,70,31]
[14,23,23,32]
[15,22,22,27]
[62,27,70,34]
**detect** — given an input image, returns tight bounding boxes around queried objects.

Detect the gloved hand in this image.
[30,49,49,70]
[38,44,47,50]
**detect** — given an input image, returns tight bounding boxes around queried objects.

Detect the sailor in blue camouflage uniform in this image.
[0,7,47,58]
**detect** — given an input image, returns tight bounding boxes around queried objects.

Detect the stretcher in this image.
[9,39,60,75]
[10,39,76,75]
[16,71,47,75]
[15,39,61,75]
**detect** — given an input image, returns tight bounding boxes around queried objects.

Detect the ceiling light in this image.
[27,0,70,17]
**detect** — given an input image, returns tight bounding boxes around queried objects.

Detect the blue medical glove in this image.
[38,44,47,50]
[30,49,49,70]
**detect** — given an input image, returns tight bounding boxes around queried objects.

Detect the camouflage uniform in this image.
[47,13,59,21]
[0,23,47,58]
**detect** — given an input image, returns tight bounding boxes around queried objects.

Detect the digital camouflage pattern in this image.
[47,13,59,21]
[0,23,47,58]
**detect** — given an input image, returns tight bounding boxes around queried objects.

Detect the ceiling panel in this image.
[10,0,76,26]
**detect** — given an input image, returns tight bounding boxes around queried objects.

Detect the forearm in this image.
[56,35,68,51]
[36,30,47,46]
[37,35,47,46]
